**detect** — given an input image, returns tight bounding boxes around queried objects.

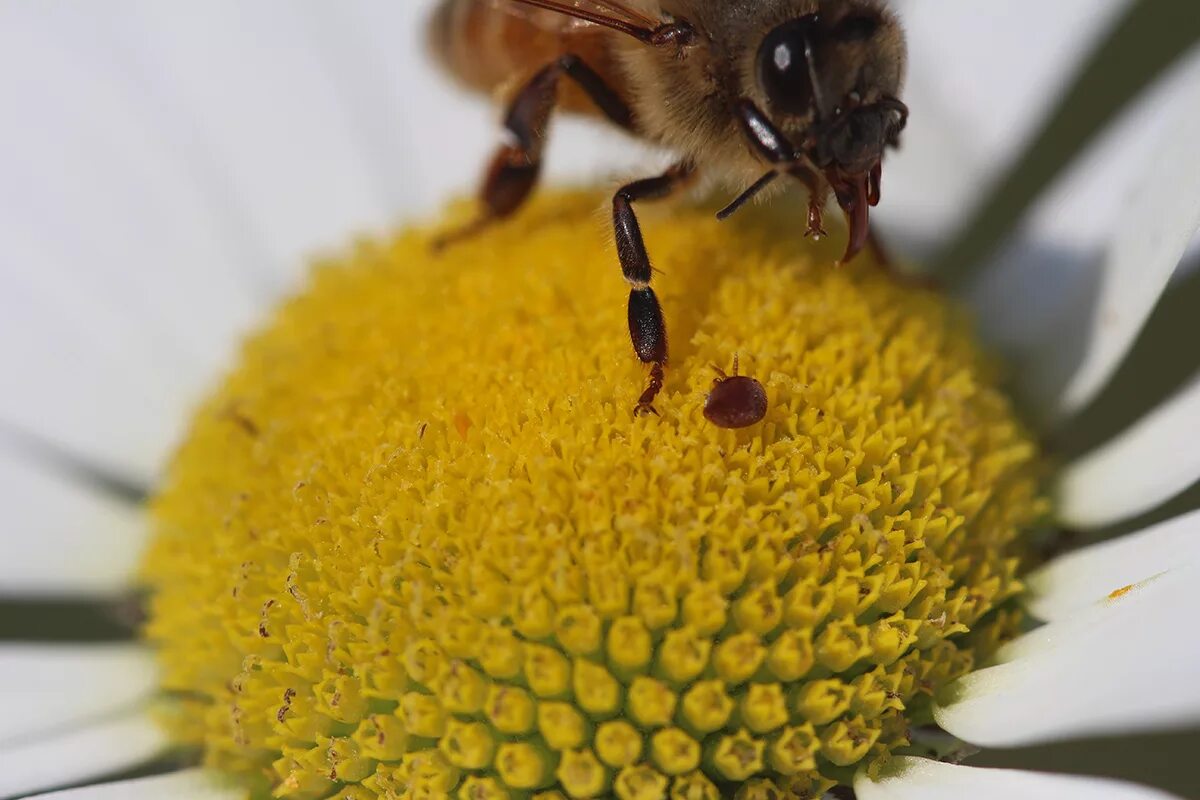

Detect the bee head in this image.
[755,3,907,169]
[741,1,907,260]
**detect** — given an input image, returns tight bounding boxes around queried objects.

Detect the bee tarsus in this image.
[616,162,696,415]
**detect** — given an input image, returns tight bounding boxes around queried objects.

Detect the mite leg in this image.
[435,54,633,249]
[614,162,696,416]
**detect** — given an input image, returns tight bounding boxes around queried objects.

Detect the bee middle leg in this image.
[435,54,634,249]
[615,161,697,417]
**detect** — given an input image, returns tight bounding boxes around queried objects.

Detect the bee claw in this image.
[805,198,827,241]
[633,402,661,418]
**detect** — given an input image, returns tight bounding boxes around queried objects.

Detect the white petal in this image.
[935,567,1200,747]
[0,708,167,799]
[0,3,268,482]
[23,769,244,800]
[0,645,156,747]
[879,0,1132,250]
[856,757,1181,800]
[0,3,263,363]
[0,449,147,596]
[113,0,393,283]
[1057,376,1200,529]
[894,0,1132,179]
[1050,77,1200,416]
[966,52,1200,417]
[1026,509,1200,621]
[0,214,198,487]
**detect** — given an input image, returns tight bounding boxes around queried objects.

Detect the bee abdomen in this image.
[428,0,563,96]
[427,0,469,81]
[428,0,625,117]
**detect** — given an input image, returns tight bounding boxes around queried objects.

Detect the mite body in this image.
[704,357,768,429]
[430,0,908,414]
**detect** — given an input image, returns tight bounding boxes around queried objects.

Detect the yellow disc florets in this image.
[144,191,1045,799]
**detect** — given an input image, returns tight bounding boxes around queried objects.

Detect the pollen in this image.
[143,191,1046,798]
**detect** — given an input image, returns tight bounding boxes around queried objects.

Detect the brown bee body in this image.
[429,0,907,414]
[429,0,625,117]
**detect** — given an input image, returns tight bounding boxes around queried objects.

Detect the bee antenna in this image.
[717,171,780,221]
[803,33,827,119]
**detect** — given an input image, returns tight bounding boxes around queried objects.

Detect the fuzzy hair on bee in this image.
[430,0,908,415]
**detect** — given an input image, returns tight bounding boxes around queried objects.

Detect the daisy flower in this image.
[2,2,1199,800]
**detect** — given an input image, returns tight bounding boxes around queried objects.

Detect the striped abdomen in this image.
[428,0,629,119]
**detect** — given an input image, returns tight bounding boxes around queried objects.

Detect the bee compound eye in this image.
[757,16,820,117]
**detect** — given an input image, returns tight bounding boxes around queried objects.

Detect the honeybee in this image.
[430,0,908,414]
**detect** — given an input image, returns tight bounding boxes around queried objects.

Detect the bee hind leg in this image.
[614,162,697,417]
[434,54,634,250]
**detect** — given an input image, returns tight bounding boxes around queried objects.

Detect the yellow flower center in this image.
[144,191,1045,799]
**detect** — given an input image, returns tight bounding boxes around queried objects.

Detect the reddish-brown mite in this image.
[703,356,768,429]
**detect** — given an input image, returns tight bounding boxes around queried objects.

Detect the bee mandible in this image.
[430,0,908,415]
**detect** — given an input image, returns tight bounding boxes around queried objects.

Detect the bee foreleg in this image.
[434,54,633,251]
[614,162,697,417]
